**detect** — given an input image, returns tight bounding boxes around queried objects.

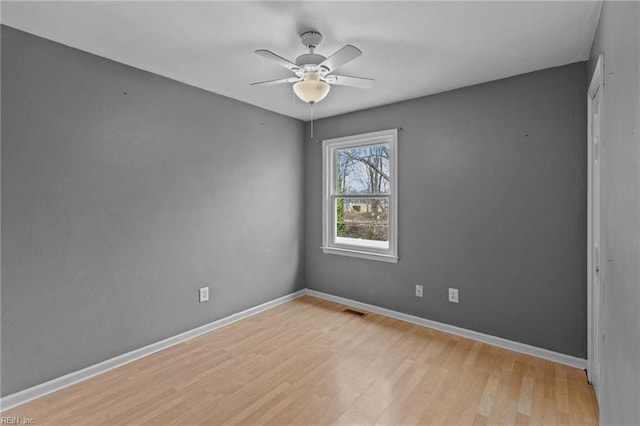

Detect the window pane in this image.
[335,197,389,243]
[336,143,390,195]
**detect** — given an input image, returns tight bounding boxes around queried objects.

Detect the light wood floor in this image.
[4,296,598,425]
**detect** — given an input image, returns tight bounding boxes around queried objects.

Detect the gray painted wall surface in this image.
[589,3,640,424]
[305,63,588,358]
[1,27,305,396]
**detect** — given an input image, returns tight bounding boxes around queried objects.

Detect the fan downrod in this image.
[296,31,327,68]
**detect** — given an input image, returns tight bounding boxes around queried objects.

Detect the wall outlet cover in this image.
[448,288,459,303]
[415,285,423,298]
[199,287,210,303]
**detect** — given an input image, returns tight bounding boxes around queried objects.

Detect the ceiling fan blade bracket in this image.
[325,74,375,89]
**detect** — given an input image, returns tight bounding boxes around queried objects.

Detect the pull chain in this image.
[310,102,314,138]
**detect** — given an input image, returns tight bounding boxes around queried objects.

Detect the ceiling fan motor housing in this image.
[295,53,327,68]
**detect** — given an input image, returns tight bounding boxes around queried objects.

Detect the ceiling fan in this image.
[251,31,374,105]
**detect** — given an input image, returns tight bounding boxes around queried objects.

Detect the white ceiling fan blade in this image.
[325,75,375,89]
[318,45,362,73]
[255,49,302,74]
[251,77,300,86]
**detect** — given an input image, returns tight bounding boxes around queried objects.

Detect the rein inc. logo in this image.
[1,418,35,425]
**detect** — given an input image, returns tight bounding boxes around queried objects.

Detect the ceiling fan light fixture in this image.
[293,74,330,104]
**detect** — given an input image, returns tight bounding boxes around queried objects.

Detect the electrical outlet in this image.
[448,288,459,303]
[415,285,423,298]
[199,287,209,303]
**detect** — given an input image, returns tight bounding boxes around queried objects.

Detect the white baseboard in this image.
[2,287,587,412]
[305,289,587,370]
[0,289,306,412]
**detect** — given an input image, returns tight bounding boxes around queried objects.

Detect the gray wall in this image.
[589,2,640,424]
[305,62,588,358]
[1,26,305,396]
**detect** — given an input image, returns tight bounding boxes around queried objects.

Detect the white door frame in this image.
[587,53,604,397]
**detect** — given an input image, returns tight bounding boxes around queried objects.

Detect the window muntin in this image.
[322,129,398,263]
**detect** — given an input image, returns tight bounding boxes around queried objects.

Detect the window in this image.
[322,128,398,263]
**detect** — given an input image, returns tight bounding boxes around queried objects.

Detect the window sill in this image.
[321,246,398,263]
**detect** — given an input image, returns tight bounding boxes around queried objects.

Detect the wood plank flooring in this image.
[3,296,598,425]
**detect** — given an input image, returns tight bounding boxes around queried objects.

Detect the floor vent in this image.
[343,308,367,317]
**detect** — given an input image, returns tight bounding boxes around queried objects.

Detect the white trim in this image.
[0,290,306,412]
[322,128,399,262]
[1,287,589,412]
[588,53,604,96]
[334,236,389,250]
[587,52,604,397]
[321,246,398,263]
[305,289,587,370]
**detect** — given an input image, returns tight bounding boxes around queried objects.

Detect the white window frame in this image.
[321,128,398,263]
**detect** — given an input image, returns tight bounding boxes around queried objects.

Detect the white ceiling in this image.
[2,1,601,121]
